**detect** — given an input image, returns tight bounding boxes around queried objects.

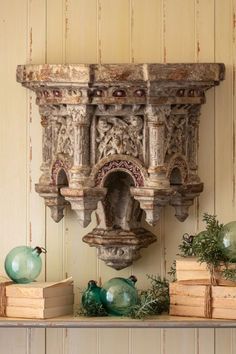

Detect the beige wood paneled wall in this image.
[0,1,235,353]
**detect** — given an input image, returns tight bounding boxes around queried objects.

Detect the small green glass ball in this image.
[82,280,102,309]
[4,246,42,283]
[222,221,236,262]
[100,276,138,316]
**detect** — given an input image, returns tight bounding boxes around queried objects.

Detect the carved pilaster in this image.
[68,105,94,188]
[187,105,201,172]
[38,106,53,186]
[145,105,171,189]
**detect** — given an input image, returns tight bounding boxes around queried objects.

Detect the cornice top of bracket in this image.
[17,63,225,86]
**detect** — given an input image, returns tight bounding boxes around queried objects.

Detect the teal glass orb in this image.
[100,276,138,316]
[222,221,236,262]
[4,246,44,283]
[82,280,102,309]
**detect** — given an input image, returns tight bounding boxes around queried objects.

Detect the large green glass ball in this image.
[4,246,43,283]
[222,222,236,262]
[100,276,138,316]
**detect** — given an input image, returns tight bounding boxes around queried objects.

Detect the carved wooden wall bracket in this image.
[17,63,225,270]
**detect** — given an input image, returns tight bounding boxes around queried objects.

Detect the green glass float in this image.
[100,275,138,316]
[222,221,236,262]
[4,246,46,283]
[82,280,103,314]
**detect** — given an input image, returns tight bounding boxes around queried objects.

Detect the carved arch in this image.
[92,154,148,187]
[166,155,188,185]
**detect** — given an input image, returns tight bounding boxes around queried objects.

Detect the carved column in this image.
[146,105,171,188]
[61,105,107,227]
[38,106,53,186]
[187,105,201,178]
[68,105,93,188]
[36,105,70,223]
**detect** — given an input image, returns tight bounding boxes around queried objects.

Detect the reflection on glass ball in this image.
[100,276,138,316]
[223,221,236,262]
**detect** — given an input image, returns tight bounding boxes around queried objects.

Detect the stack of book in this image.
[5,278,74,319]
[170,258,236,319]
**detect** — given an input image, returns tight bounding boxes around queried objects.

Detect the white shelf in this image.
[0,315,236,328]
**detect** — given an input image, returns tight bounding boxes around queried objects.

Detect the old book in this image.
[212,286,236,319]
[6,294,74,308]
[6,278,73,299]
[6,305,73,319]
[170,282,236,320]
[170,304,205,317]
[169,282,212,318]
[0,276,12,316]
[176,258,236,286]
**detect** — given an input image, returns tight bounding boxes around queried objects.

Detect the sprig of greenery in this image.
[193,213,228,268]
[168,261,177,282]
[127,275,169,319]
[221,268,236,281]
[75,302,108,317]
[178,234,195,257]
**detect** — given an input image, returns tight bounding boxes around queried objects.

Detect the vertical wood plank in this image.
[27,0,47,352]
[45,1,66,352]
[164,329,196,354]
[46,0,65,63]
[233,0,236,215]
[194,0,215,63]
[131,0,162,63]
[163,1,197,353]
[195,0,216,351]
[215,1,234,353]
[196,329,215,354]
[99,0,131,63]
[66,329,98,354]
[0,1,29,353]
[163,0,195,62]
[66,0,98,63]
[98,329,130,354]
[215,0,234,222]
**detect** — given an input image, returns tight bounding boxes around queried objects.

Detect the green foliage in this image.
[221,268,236,281]
[178,213,228,269]
[127,275,169,319]
[178,233,195,257]
[168,260,177,282]
[193,213,228,268]
[75,302,108,317]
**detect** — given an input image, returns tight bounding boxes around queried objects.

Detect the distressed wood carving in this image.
[17,63,225,270]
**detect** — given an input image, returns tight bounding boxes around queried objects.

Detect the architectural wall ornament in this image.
[17,63,225,269]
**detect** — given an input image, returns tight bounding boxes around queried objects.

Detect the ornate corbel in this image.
[17,63,225,269]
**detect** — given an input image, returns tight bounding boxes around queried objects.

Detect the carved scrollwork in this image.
[164,108,188,158]
[96,115,144,161]
[145,105,171,124]
[56,116,74,157]
[67,105,94,125]
[164,105,200,170]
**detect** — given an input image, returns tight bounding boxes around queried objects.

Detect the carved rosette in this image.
[17,63,225,269]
